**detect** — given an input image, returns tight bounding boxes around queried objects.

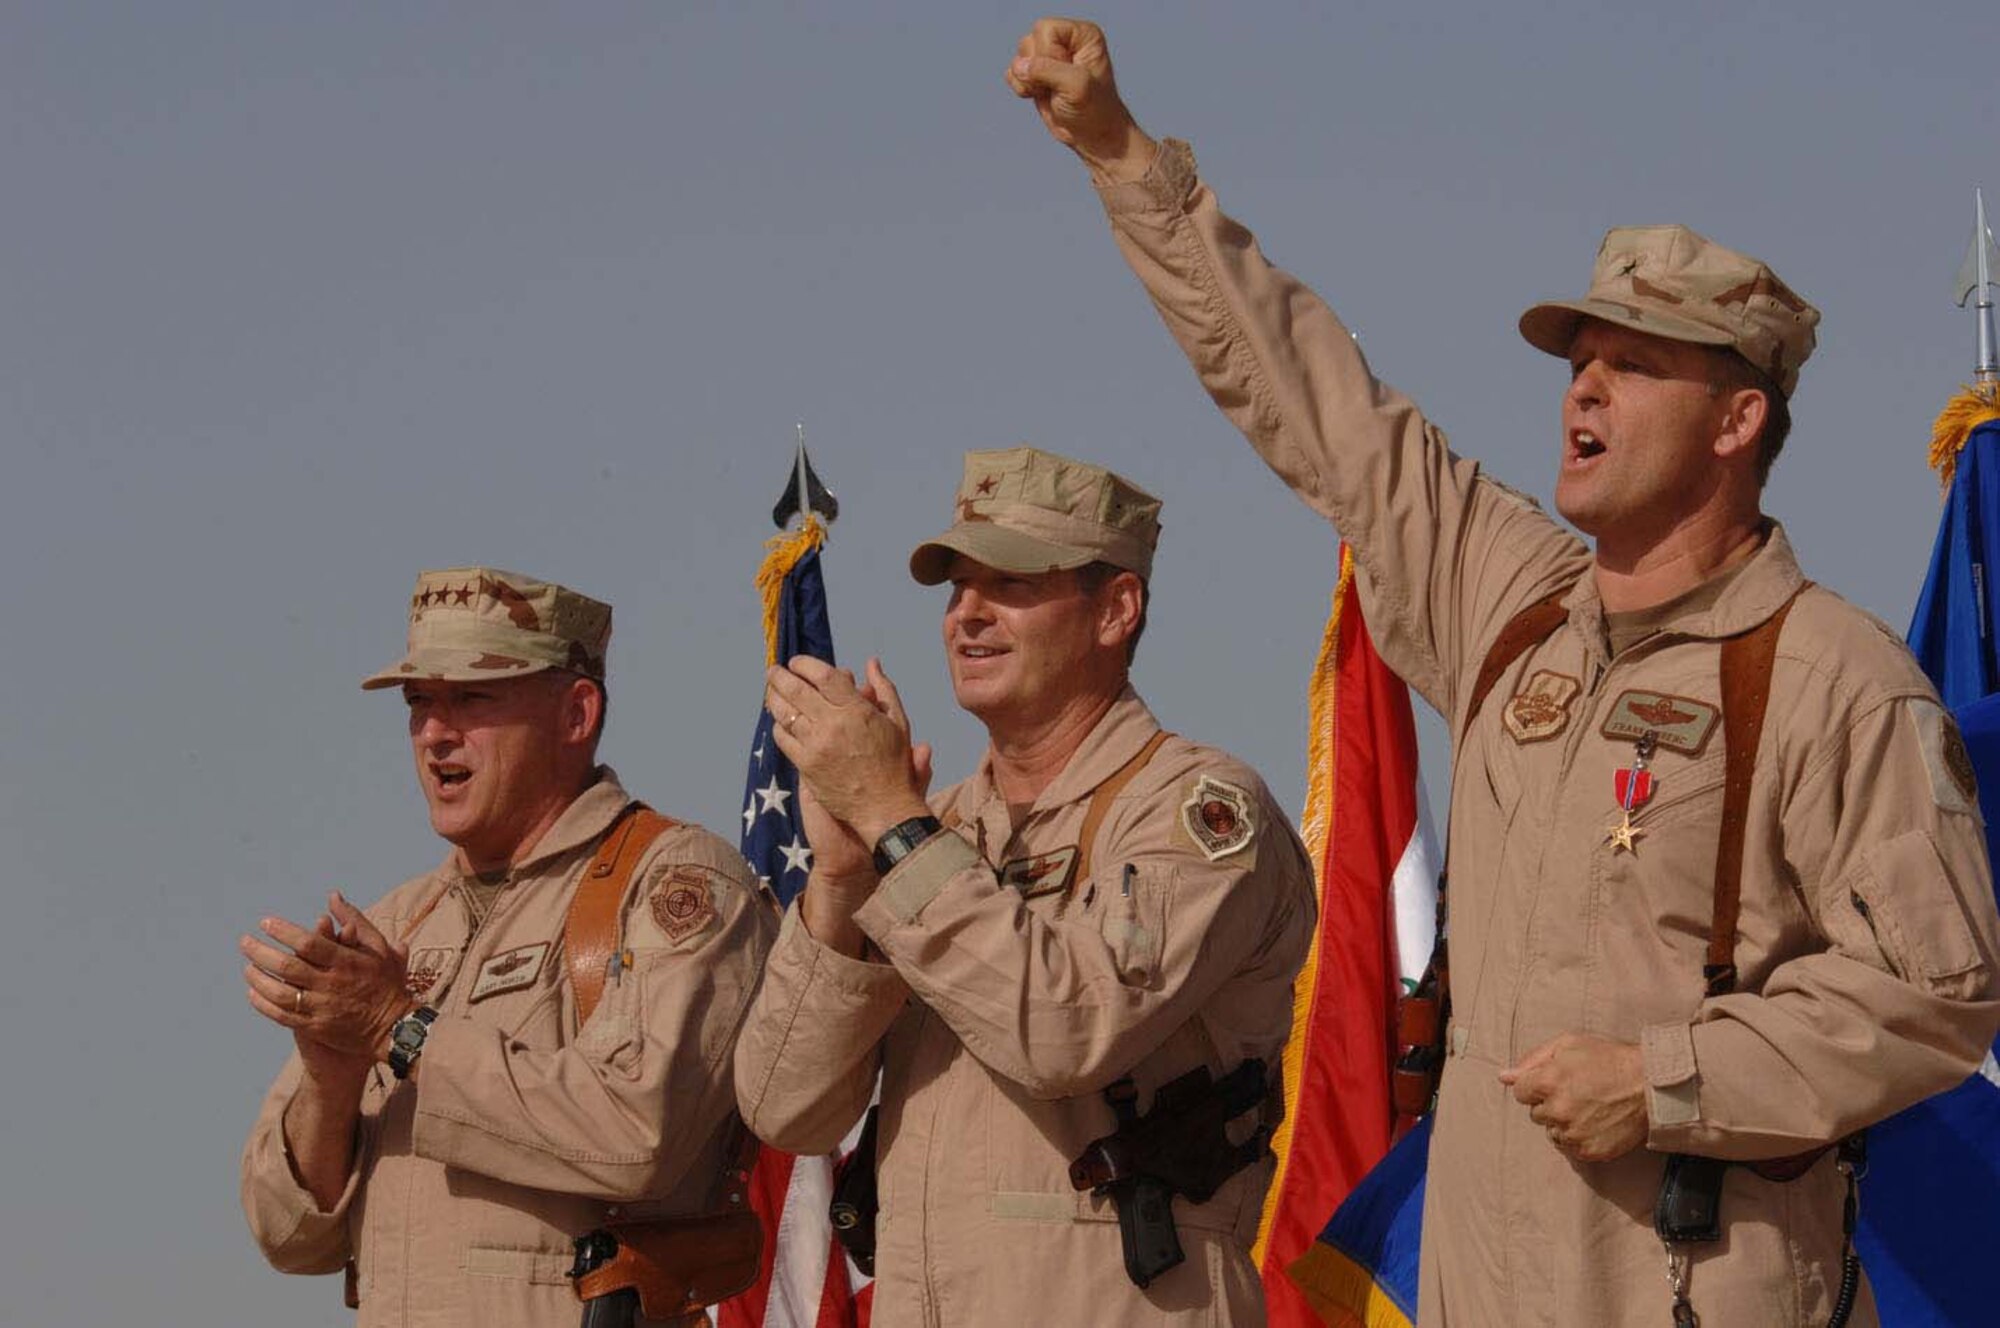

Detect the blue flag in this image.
[1288,1117,1427,1328]
[1860,413,2000,1327]
[719,518,872,1328]
[740,523,834,907]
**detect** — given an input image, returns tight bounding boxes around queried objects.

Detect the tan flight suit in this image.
[1088,139,2000,1326]
[242,770,776,1328]
[735,689,1317,1326]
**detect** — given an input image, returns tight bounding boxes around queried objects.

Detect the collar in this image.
[1566,520,1806,660]
[437,765,632,883]
[953,687,1164,819]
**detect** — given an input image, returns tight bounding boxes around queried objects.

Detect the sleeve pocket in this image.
[573,967,644,1076]
[1097,867,1170,990]
[1853,831,1989,1001]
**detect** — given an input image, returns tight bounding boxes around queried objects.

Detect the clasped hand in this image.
[242,890,411,1073]
[764,656,932,876]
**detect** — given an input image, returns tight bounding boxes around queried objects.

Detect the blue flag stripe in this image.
[740,543,833,908]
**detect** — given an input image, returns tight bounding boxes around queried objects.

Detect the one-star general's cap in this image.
[908,446,1163,585]
[360,567,613,691]
[1519,224,1821,397]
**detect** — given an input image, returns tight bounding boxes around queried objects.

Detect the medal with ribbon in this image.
[1606,731,1658,854]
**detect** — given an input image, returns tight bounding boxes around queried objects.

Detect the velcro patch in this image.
[1503,670,1581,744]
[1600,690,1719,756]
[1182,776,1256,862]
[469,941,549,1003]
[1909,699,1981,817]
[404,946,457,999]
[1000,846,1078,899]
[649,864,721,946]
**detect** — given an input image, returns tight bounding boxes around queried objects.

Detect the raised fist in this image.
[1005,17,1156,180]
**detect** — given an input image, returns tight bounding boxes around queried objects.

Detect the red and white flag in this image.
[1253,544,1437,1326]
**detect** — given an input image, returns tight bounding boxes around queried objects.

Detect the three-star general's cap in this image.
[360,567,613,691]
[1519,224,1821,397]
[908,446,1163,585]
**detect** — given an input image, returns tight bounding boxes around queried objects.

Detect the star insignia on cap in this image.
[452,584,474,605]
[975,475,998,495]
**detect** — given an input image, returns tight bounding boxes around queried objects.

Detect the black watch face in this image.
[393,1020,424,1051]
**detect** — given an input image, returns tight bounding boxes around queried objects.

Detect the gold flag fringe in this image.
[756,515,827,667]
[1927,387,2000,492]
[1251,546,1354,1269]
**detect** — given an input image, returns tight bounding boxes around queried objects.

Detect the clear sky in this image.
[4,3,1994,1322]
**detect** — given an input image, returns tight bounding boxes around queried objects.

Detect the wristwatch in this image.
[872,815,944,876]
[387,1005,439,1080]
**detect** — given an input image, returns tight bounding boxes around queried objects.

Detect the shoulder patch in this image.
[1601,689,1719,757]
[647,863,723,947]
[1908,699,1982,817]
[1503,670,1580,744]
[404,946,457,999]
[1181,775,1257,862]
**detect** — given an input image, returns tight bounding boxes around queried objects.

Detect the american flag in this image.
[717,519,872,1328]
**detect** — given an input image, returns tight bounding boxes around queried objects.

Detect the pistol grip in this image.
[1118,1177,1185,1289]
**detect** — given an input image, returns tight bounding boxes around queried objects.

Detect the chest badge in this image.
[1182,775,1257,862]
[1601,690,1719,756]
[1000,845,1079,899]
[1503,670,1582,745]
[468,941,549,1003]
[1605,731,1659,855]
[404,946,457,999]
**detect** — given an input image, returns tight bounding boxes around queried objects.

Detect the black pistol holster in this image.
[1068,1059,1276,1288]
[827,1104,882,1276]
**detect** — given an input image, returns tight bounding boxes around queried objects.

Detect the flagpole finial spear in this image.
[771,422,840,530]
[1955,187,2000,392]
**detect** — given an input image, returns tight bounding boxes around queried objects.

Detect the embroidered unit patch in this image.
[1909,699,1981,816]
[1600,690,1720,756]
[649,865,720,945]
[1000,846,1079,899]
[469,941,549,1003]
[404,946,456,999]
[1182,775,1256,861]
[1503,671,1582,744]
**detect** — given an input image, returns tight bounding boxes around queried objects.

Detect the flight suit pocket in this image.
[576,960,645,1076]
[1098,865,1169,989]
[1472,722,1526,819]
[502,982,566,1052]
[1853,830,1990,1000]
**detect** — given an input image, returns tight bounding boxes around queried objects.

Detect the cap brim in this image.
[360,648,558,691]
[1519,299,1736,360]
[908,526,1098,586]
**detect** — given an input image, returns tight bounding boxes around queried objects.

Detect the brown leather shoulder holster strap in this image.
[567,803,680,1027]
[1398,585,1570,1105]
[565,803,766,1318]
[1706,586,1806,998]
[1076,730,1173,884]
[1463,588,1574,743]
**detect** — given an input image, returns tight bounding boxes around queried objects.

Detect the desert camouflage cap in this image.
[1519,224,1820,397]
[909,446,1163,585]
[360,567,612,691]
